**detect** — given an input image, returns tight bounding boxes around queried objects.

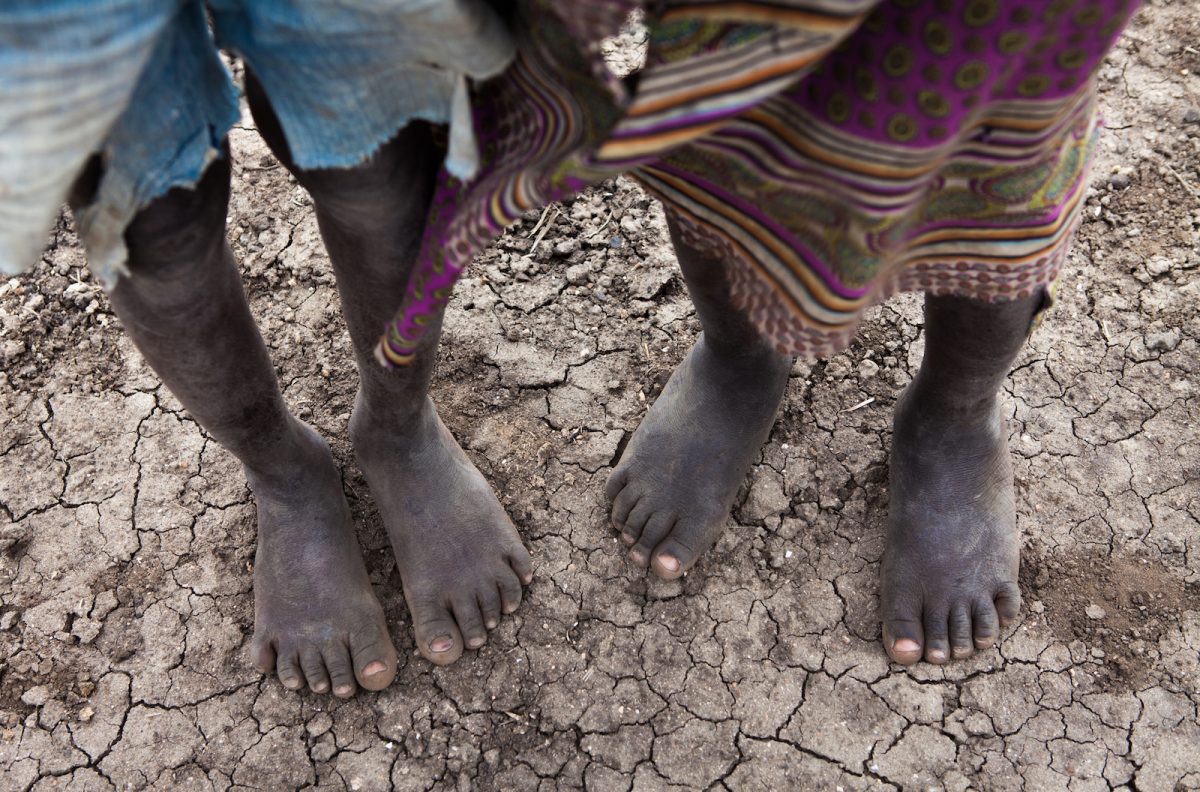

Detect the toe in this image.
[922,608,951,664]
[972,596,1000,649]
[651,534,696,581]
[411,599,464,666]
[275,648,305,691]
[605,468,628,502]
[349,627,397,692]
[883,617,924,665]
[948,603,974,659]
[300,647,331,694]
[507,544,534,586]
[252,637,277,675]
[497,566,524,615]
[452,595,488,650]
[623,501,655,539]
[478,586,502,631]
[629,512,675,568]
[994,582,1022,629]
[323,643,357,698]
[611,487,641,530]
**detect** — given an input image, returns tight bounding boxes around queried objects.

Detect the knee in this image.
[296,125,439,233]
[123,154,231,279]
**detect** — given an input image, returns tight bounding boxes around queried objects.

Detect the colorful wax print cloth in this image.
[377,0,1140,365]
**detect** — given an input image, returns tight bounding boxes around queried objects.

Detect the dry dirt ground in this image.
[3,5,1200,791]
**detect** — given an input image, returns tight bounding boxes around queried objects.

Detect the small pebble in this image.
[1085,604,1107,620]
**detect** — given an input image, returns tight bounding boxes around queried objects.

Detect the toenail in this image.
[283,677,303,689]
[312,682,329,693]
[659,555,680,572]
[893,638,921,654]
[486,619,498,629]
[467,637,485,649]
[928,648,947,661]
[522,573,533,585]
[362,661,387,677]
[429,636,454,653]
[335,684,354,696]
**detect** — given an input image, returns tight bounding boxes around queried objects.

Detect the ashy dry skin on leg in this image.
[880,292,1036,665]
[610,214,1032,666]
[94,156,397,698]
[247,76,533,668]
[607,214,792,579]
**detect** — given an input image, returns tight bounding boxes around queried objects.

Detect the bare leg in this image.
[881,292,1037,664]
[247,76,532,667]
[606,214,791,579]
[96,154,397,697]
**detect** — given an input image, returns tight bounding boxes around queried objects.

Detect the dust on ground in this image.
[2,2,1199,790]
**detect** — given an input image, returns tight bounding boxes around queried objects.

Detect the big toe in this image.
[351,626,398,691]
[882,614,925,665]
[650,535,695,580]
[410,600,464,666]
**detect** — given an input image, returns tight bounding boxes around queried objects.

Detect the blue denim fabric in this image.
[0,0,513,287]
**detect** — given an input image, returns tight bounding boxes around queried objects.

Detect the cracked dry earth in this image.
[3,6,1200,792]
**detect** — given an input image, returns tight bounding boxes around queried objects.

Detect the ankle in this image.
[348,395,433,459]
[241,418,331,489]
[896,383,1001,431]
[697,333,792,376]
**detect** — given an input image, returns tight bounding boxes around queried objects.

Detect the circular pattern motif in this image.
[827,92,851,123]
[887,113,918,141]
[998,30,1028,55]
[1074,4,1104,25]
[924,20,953,55]
[1057,48,1087,69]
[1018,74,1051,97]
[855,67,878,101]
[918,90,951,118]
[954,61,990,90]
[964,0,999,27]
[883,45,914,77]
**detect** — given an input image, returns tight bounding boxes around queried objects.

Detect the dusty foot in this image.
[351,398,533,666]
[248,420,397,696]
[606,335,790,580]
[880,390,1022,665]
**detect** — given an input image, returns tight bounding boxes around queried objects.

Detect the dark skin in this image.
[609,215,1031,664]
[80,89,1028,688]
[78,75,532,698]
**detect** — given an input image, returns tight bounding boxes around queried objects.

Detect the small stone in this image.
[1145,330,1181,352]
[1146,257,1172,277]
[306,712,333,737]
[20,686,50,707]
[1184,107,1200,124]
[1085,604,1107,620]
[1108,172,1131,190]
[0,611,17,630]
[858,359,879,379]
[606,379,621,390]
[78,706,95,723]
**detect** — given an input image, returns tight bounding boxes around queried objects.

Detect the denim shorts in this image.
[0,0,513,287]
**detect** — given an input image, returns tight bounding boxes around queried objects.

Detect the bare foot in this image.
[351,398,533,666]
[249,420,397,697]
[606,336,790,579]
[880,390,1022,665]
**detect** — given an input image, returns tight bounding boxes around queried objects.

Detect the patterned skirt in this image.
[376,0,1140,365]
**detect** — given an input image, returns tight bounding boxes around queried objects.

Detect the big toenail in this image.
[335,684,354,696]
[659,555,680,572]
[429,636,453,653]
[893,638,921,654]
[362,661,387,677]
